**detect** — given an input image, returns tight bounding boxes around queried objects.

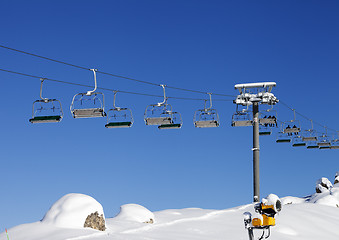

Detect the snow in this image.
[41,193,105,229]
[1,190,339,240]
[282,187,339,208]
[262,194,280,207]
[234,82,276,89]
[113,204,155,223]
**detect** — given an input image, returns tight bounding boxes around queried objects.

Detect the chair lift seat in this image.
[145,117,172,126]
[259,131,271,136]
[302,136,317,141]
[232,120,253,127]
[319,145,331,149]
[194,120,219,128]
[29,115,62,123]
[317,142,331,147]
[105,121,132,128]
[72,108,105,118]
[276,139,291,143]
[330,145,339,149]
[259,118,276,124]
[158,123,182,129]
[284,128,300,133]
[292,142,306,147]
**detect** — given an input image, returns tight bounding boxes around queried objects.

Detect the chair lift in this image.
[144,84,182,129]
[302,120,319,149]
[231,105,253,127]
[105,91,133,128]
[283,109,301,136]
[258,107,276,135]
[29,79,63,123]
[330,132,339,149]
[284,111,305,147]
[302,120,318,141]
[259,106,277,127]
[317,127,331,149]
[70,69,106,118]
[193,93,220,128]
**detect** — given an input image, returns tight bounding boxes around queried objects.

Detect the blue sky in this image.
[0,0,338,229]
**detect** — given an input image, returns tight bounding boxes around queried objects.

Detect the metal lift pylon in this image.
[233,82,279,203]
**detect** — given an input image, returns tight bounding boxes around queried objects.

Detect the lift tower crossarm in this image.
[235,82,276,93]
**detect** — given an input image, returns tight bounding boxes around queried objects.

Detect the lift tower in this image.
[233,82,278,202]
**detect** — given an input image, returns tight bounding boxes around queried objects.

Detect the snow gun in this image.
[243,194,282,240]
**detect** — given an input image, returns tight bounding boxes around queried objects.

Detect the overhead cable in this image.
[0,44,235,97]
[279,100,337,133]
[0,68,232,102]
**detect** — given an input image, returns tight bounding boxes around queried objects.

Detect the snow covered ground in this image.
[2,182,339,240]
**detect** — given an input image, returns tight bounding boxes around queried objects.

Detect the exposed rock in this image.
[144,218,154,224]
[84,211,106,231]
[316,177,333,193]
[334,172,339,185]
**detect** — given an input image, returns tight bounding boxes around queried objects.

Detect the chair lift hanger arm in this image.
[157,84,167,106]
[39,78,49,102]
[86,69,98,95]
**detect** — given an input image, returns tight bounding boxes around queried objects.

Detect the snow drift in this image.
[41,193,105,229]
[114,203,155,223]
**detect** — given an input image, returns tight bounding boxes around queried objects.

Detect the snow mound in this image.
[114,204,155,223]
[41,193,105,229]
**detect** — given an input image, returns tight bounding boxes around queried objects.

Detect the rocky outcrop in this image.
[316,177,333,193]
[334,172,339,185]
[84,211,106,231]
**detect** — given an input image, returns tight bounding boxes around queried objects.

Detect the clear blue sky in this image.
[0,0,338,229]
